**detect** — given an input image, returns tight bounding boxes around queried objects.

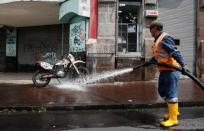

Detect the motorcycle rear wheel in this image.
[32,70,51,87]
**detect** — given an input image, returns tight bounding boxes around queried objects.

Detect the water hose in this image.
[134,62,204,91]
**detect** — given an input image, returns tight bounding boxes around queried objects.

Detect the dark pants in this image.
[158,70,180,102]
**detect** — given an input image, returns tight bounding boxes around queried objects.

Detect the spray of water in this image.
[54,81,86,91]
[55,68,133,90]
[83,68,133,85]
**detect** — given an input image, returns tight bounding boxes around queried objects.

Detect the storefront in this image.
[0,0,65,72]
[0,0,201,80]
[87,0,197,80]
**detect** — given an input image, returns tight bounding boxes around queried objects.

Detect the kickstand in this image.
[56,78,61,84]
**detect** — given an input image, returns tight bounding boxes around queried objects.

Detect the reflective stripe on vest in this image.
[152,32,180,71]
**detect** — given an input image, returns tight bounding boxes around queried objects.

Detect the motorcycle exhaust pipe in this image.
[133,62,204,91]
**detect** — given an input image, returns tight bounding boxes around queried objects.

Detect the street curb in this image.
[0,101,204,111]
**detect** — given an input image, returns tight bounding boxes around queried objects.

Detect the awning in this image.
[0,1,61,27]
[59,0,90,23]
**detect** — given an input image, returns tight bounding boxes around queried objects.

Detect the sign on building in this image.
[69,20,86,52]
[6,29,16,57]
[145,0,157,5]
[144,0,158,18]
[145,10,158,17]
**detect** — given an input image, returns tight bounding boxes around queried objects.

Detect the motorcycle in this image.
[32,53,89,87]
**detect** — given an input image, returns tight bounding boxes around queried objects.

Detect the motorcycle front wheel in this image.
[32,70,51,87]
[70,66,89,83]
[78,66,89,77]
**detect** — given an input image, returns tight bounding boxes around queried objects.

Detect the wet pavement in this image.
[0,74,204,130]
[0,106,203,130]
[0,72,203,109]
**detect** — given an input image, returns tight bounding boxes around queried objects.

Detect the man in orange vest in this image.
[149,21,188,127]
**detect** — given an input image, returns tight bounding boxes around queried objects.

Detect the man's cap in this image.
[149,21,163,31]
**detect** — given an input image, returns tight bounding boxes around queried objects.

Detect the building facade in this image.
[0,0,203,80]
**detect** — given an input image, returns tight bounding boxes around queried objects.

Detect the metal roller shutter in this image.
[158,0,195,73]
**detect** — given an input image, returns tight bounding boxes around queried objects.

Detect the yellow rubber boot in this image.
[163,103,180,120]
[163,112,180,120]
[160,103,178,127]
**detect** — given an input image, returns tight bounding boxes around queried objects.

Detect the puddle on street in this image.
[53,68,133,91]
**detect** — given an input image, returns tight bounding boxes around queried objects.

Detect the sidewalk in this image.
[0,72,203,110]
[0,72,32,84]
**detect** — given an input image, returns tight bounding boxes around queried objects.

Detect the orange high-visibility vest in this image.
[152,32,180,71]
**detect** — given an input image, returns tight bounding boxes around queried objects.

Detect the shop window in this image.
[117,1,142,57]
[118,23,137,52]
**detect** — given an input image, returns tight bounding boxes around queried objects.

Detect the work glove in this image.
[143,57,157,67]
[143,61,151,67]
[181,65,190,75]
